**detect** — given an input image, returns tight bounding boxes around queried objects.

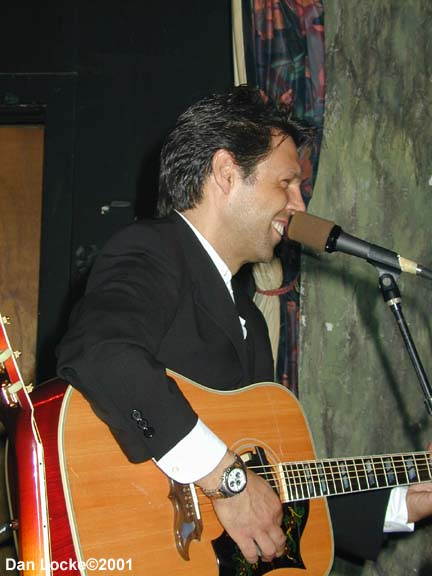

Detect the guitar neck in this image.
[275,451,432,502]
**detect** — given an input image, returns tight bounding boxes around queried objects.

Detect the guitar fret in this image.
[356,458,369,491]
[328,460,342,494]
[300,462,310,499]
[307,462,320,498]
[416,453,432,482]
[293,462,305,500]
[277,463,289,503]
[299,463,309,499]
[290,463,300,501]
[418,454,432,482]
[373,457,387,488]
[317,462,329,496]
[303,462,314,498]
[317,461,331,495]
[339,459,355,492]
[350,458,361,491]
[364,458,378,488]
[339,459,352,492]
[395,454,417,484]
[383,455,407,486]
[400,455,410,483]
[296,463,305,499]
[284,463,298,501]
[404,454,420,483]
[325,459,336,495]
[307,462,318,497]
[304,463,314,498]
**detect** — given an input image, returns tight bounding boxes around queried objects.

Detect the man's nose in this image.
[287,185,306,213]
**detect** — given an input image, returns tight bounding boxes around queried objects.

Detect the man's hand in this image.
[196,450,285,564]
[211,469,286,564]
[407,443,432,523]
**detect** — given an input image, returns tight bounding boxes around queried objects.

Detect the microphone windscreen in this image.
[287,212,336,252]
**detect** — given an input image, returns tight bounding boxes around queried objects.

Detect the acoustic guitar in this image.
[0,315,431,576]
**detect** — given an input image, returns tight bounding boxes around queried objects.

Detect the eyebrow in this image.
[283,169,302,181]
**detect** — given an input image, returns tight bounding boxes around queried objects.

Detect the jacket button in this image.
[131,409,142,421]
[137,418,150,430]
[143,426,155,438]
[131,409,155,437]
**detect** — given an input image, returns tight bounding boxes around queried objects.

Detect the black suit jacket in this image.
[57,212,388,560]
[57,213,273,462]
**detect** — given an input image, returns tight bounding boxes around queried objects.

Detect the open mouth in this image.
[272,221,285,236]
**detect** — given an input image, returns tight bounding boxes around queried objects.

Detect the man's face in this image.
[228,134,304,266]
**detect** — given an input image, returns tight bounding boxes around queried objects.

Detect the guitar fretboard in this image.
[271,452,432,502]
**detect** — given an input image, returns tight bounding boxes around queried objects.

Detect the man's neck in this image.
[178,209,241,275]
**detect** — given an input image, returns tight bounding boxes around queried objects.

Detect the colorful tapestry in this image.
[244,0,325,394]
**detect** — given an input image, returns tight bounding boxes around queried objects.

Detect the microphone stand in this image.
[373,262,432,416]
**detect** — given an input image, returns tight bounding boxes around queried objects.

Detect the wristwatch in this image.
[201,452,248,499]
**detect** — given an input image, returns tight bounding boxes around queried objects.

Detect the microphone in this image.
[287,212,432,281]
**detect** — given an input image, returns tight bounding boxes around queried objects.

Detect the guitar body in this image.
[55,371,333,576]
[2,318,429,574]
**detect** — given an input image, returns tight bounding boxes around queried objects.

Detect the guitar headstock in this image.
[0,314,32,409]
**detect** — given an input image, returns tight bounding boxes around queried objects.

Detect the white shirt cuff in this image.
[154,419,227,483]
[384,486,415,533]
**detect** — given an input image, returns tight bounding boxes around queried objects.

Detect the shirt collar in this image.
[175,210,233,291]
[176,211,247,338]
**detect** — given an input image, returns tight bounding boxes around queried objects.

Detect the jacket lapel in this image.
[173,214,249,379]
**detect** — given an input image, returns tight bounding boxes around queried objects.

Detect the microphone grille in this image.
[287,212,336,252]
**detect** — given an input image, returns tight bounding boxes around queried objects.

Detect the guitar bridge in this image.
[168,479,203,560]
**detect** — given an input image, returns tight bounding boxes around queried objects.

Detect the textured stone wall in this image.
[299,1,432,574]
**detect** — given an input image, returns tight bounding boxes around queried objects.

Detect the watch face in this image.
[226,467,247,493]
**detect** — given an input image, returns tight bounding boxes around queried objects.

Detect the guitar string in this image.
[194,470,431,511]
[248,453,432,479]
[251,459,432,486]
[193,457,431,509]
[256,468,431,489]
[261,459,432,498]
[249,464,432,479]
[195,453,432,493]
[247,451,431,469]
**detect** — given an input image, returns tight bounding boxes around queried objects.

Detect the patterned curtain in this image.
[240,0,325,394]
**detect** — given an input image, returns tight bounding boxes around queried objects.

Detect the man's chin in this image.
[253,249,276,265]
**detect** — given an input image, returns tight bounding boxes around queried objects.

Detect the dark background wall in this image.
[1,0,233,382]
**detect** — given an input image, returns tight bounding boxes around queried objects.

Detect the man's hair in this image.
[157,85,316,217]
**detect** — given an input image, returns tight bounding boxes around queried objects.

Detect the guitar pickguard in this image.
[211,446,309,575]
[212,500,308,575]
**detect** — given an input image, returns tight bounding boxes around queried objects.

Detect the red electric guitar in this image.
[0,314,431,576]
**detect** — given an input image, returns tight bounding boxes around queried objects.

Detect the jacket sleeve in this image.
[56,223,198,462]
[328,490,390,560]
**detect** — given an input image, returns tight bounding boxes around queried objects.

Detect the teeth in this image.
[272,221,285,235]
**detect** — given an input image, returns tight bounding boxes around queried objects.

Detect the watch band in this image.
[201,451,248,499]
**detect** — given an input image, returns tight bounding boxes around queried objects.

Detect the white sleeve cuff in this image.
[383,486,415,533]
[153,419,227,483]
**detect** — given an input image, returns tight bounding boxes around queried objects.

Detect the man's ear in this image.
[211,149,237,195]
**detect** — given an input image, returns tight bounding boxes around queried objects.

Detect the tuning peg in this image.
[13,351,21,359]
[25,383,34,393]
[2,317,10,325]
